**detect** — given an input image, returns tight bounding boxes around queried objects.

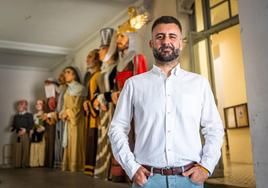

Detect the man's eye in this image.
[156,36,164,40]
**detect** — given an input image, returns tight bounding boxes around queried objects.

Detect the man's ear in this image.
[149,40,153,49]
[179,38,183,51]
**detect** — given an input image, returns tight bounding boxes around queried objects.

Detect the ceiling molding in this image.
[0,40,74,55]
[0,64,51,72]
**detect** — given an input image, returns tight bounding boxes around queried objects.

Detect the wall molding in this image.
[0,64,51,72]
[0,40,74,55]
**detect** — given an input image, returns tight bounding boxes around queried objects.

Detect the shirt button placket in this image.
[165,79,172,163]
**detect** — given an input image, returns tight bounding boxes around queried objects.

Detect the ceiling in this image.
[0,0,136,71]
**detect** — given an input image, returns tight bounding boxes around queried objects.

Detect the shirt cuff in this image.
[125,160,141,180]
[199,161,214,176]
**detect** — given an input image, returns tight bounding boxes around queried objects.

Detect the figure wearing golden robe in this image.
[60,66,85,172]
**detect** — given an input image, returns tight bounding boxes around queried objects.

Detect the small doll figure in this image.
[29,99,46,167]
[11,100,34,168]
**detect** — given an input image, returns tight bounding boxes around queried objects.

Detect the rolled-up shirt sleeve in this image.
[200,79,224,174]
[108,79,141,179]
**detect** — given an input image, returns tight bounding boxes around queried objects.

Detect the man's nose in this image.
[162,36,172,45]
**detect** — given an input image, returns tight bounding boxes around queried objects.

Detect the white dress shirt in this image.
[108,64,224,179]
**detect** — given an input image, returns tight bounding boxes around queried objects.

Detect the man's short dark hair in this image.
[151,16,182,33]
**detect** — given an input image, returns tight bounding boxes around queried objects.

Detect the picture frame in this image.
[224,107,236,129]
[224,103,249,129]
[235,103,249,128]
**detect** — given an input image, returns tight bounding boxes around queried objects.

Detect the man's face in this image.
[86,52,96,69]
[116,33,129,51]
[150,23,183,64]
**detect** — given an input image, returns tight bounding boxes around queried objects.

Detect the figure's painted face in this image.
[150,23,183,64]
[86,51,97,69]
[58,72,65,85]
[64,68,75,83]
[99,46,108,61]
[35,100,44,111]
[116,33,129,51]
[17,100,27,112]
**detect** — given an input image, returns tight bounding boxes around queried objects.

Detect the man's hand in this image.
[93,99,100,110]
[42,113,48,121]
[132,166,151,186]
[111,91,120,104]
[182,164,209,185]
[83,101,89,111]
[59,112,68,120]
[18,128,26,136]
[37,126,45,133]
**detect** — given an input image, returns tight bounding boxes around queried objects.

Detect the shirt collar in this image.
[152,63,181,77]
[19,111,27,115]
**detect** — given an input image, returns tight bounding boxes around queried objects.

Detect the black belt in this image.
[142,162,195,176]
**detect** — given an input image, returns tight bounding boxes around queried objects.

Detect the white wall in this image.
[238,0,268,187]
[0,67,51,165]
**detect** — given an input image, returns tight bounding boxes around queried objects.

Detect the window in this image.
[194,0,239,30]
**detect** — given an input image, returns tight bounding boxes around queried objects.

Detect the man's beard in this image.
[117,43,129,52]
[153,44,180,64]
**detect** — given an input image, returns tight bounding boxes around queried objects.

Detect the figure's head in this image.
[86,49,101,69]
[58,71,66,85]
[149,16,183,65]
[17,100,28,112]
[116,32,129,52]
[64,66,81,83]
[35,99,45,112]
[48,97,56,111]
[99,28,118,63]
[98,46,108,62]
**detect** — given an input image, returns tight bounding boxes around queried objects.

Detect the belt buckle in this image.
[161,166,170,175]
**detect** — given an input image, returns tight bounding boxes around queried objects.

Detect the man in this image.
[108,16,224,188]
[109,23,148,183]
[11,100,34,168]
[93,27,118,179]
[83,49,102,176]
[43,78,58,168]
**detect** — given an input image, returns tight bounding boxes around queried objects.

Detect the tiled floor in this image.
[206,141,256,188]
[206,162,256,188]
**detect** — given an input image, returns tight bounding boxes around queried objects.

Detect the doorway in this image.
[192,23,255,186]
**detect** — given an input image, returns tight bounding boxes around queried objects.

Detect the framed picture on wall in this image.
[224,107,236,129]
[235,103,249,128]
[224,103,249,129]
